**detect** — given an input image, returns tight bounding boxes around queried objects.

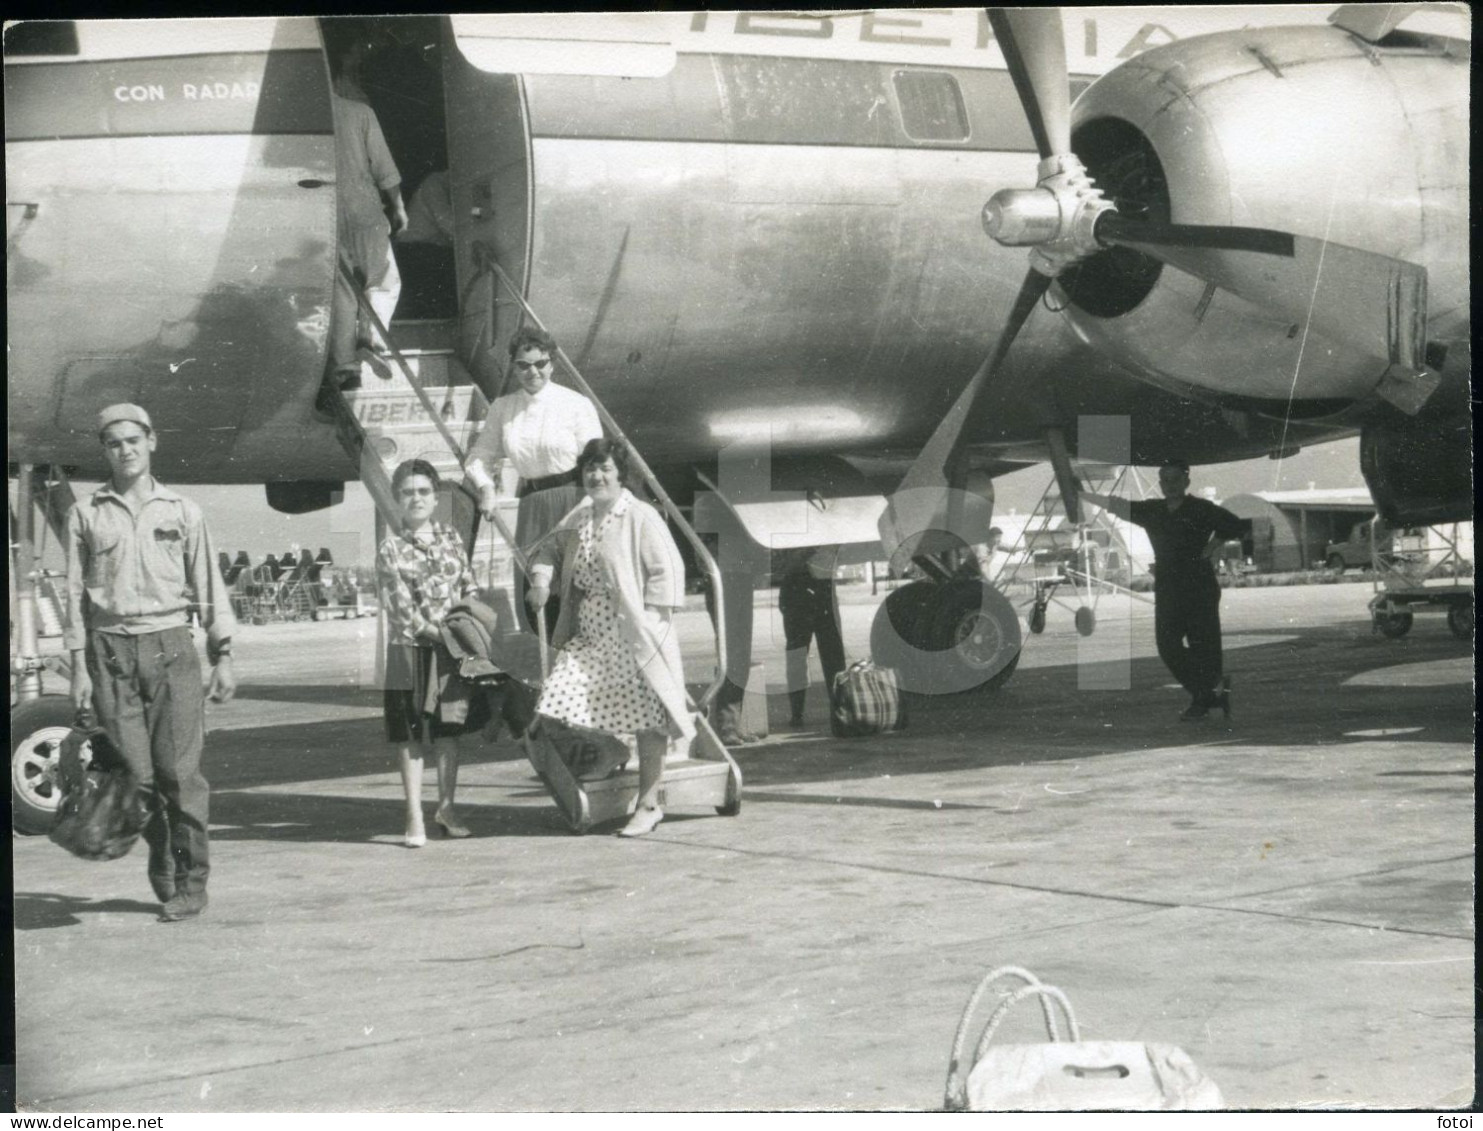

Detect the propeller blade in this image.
[1117,233,1433,406]
[988,9,1071,160]
[879,267,1052,561]
[1097,213,1295,258]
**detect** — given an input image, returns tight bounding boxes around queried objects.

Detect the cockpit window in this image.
[893,70,969,142]
[3,21,80,57]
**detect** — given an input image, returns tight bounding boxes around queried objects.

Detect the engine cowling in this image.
[1056,24,1468,415]
[1360,369,1473,527]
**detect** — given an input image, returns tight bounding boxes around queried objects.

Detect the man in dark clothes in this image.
[1080,462,1245,721]
[777,545,846,728]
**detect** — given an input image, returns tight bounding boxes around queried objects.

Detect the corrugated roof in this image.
[1225,488,1375,510]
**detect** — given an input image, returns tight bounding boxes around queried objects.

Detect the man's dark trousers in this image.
[1154,578,1223,703]
[780,573,845,719]
[87,626,210,897]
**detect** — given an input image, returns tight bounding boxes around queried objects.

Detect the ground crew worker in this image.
[778,545,845,727]
[65,404,238,922]
[1079,462,1244,721]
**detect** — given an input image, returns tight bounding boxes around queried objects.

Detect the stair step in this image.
[351,351,473,392]
[385,318,458,354]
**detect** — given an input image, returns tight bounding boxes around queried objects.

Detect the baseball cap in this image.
[97,403,153,436]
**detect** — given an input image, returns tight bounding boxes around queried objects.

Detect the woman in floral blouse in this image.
[376,459,488,846]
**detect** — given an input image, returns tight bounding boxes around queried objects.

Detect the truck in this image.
[1324,515,1393,572]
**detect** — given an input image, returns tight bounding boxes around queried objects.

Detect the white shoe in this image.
[617,806,663,837]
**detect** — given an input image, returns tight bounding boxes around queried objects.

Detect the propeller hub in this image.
[984,153,1115,277]
[982,189,1061,246]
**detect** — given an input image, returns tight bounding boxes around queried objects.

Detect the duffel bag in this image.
[49,717,145,862]
[830,660,907,737]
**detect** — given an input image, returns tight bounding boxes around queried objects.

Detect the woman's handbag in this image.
[945,966,1223,1111]
[48,714,146,862]
[830,660,907,737]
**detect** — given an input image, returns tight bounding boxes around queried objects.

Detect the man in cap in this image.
[64,404,238,921]
[1079,462,1245,722]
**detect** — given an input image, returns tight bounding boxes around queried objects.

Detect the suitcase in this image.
[830,660,907,737]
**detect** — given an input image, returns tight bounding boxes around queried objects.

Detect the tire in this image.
[870,579,1021,696]
[1074,606,1096,636]
[1376,611,1413,638]
[1029,604,1047,634]
[1447,600,1473,641]
[1326,554,1346,572]
[11,695,88,835]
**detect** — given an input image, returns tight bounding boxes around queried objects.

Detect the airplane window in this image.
[3,21,80,57]
[893,70,969,142]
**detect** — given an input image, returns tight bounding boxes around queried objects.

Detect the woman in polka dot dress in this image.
[530,439,695,837]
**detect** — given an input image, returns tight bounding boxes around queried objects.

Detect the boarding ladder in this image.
[326,259,741,832]
[999,461,1155,637]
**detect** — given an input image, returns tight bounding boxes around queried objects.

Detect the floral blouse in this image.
[375,522,477,646]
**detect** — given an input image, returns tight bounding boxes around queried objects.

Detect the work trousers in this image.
[331,219,401,370]
[779,574,846,718]
[1153,579,1224,704]
[87,627,210,896]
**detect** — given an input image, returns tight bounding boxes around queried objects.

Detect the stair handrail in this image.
[483,259,728,712]
[338,257,472,473]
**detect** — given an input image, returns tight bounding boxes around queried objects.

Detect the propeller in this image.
[980,5,1435,410]
[877,268,1050,565]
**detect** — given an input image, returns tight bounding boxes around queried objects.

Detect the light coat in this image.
[539,490,696,742]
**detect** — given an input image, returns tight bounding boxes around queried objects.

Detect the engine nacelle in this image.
[1360,373,1473,527]
[1058,23,1468,414]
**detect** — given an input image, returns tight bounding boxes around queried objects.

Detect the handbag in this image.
[945,966,1223,1111]
[48,716,146,862]
[830,659,907,737]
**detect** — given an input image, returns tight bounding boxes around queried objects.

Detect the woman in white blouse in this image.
[465,327,601,630]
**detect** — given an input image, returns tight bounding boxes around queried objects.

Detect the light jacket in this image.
[532,490,696,742]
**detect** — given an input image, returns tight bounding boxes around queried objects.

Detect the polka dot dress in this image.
[537,508,668,736]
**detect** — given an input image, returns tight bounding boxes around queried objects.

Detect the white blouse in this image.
[466,382,602,487]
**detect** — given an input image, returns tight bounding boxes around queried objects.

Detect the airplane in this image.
[6,8,1471,827]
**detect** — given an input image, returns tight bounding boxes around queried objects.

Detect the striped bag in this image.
[830,660,907,737]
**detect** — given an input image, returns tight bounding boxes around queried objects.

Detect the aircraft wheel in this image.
[1376,610,1413,638]
[11,695,86,835]
[1447,599,1473,640]
[1326,554,1346,572]
[1075,606,1096,636]
[1029,604,1047,634]
[871,580,939,653]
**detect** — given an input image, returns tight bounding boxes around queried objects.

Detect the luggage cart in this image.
[1368,522,1474,640]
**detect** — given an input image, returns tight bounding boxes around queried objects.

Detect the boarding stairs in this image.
[325,261,741,832]
[999,461,1154,636]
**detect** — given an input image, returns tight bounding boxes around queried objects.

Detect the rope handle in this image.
[943,967,1080,1111]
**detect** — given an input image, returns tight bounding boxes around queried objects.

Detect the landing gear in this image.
[11,695,86,835]
[870,579,1021,695]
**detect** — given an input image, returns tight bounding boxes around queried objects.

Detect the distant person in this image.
[64,403,237,922]
[528,439,694,838]
[376,459,489,847]
[328,90,407,391]
[465,328,602,633]
[971,525,1009,584]
[1080,462,1245,721]
[778,545,845,728]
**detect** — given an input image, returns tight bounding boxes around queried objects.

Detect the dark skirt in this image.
[383,643,491,743]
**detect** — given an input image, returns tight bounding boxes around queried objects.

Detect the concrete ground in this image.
[12,579,1475,1112]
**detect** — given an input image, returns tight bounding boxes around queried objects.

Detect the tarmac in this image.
[11,579,1476,1112]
